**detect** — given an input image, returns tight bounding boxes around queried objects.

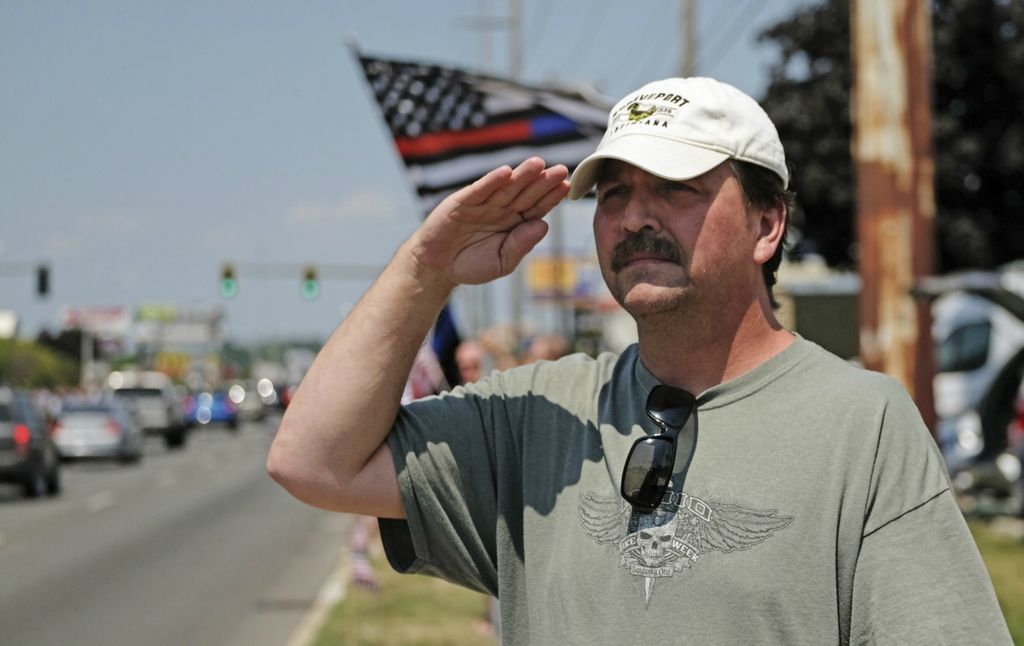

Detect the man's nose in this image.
[622,196,661,234]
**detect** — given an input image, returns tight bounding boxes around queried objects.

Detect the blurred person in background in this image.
[454,339,488,385]
[269,77,1010,643]
[522,333,569,365]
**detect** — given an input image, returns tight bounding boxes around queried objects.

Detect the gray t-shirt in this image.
[381,337,1010,645]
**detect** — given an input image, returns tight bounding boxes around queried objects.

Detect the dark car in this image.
[0,386,61,498]
[53,397,144,463]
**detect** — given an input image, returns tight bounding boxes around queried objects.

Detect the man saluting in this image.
[269,76,1010,645]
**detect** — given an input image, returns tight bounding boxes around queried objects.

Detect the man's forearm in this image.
[268,158,569,515]
[267,242,455,514]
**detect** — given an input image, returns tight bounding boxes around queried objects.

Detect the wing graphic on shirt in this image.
[677,500,794,555]
[579,488,795,607]
[578,490,632,544]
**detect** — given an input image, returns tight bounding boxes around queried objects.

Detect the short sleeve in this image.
[379,377,515,596]
[862,377,951,533]
[851,378,1011,643]
[850,491,1011,644]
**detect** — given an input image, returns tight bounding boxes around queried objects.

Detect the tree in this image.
[0,339,78,389]
[759,0,1024,273]
[36,329,99,364]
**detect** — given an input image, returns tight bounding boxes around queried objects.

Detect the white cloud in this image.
[37,210,157,260]
[285,200,328,225]
[285,188,403,227]
[333,189,402,223]
[77,211,150,236]
[46,232,81,257]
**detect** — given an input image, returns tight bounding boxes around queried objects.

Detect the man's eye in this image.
[598,186,627,202]
[668,182,695,192]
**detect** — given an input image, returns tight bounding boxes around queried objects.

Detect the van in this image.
[107,371,189,449]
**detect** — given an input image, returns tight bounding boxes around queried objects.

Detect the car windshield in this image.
[937,321,991,373]
[62,403,117,414]
[114,388,162,399]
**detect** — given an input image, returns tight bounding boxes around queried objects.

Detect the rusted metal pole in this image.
[851,0,936,431]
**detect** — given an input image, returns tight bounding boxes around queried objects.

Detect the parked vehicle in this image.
[108,371,189,449]
[227,379,272,422]
[183,390,239,430]
[52,397,143,463]
[921,263,1024,513]
[0,386,61,498]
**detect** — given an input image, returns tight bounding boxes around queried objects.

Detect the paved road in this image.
[0,417,350,646]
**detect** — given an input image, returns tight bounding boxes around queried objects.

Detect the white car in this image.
[53,397,143,463]
[925,262,1024,512]
[107,371,189,449]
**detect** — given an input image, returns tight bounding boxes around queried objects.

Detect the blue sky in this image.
[0,0,816,343]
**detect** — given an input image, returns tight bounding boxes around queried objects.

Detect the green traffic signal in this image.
[220,265,238,299]
[302,266,319,300]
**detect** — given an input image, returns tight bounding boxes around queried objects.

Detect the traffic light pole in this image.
[218,261,384,300]
[0,260,51,298]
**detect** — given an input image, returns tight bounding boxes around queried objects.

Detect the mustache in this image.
[610,232,682,272]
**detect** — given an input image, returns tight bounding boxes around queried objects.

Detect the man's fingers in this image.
[486,157,548,207]
[458,165,514,206]
[442,157,547,214]
[521,178,570,220]
[512,166,569,218]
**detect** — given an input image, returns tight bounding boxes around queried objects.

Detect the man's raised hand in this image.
[409,157,569,287]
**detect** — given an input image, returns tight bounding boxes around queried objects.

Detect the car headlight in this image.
[956,411,983,455]
[953,469,976,492]
[996,452,1022,484]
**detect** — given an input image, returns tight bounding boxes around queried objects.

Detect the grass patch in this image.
[970,519,1024,641]
[317,522,1021,644]
[313,550,496,646]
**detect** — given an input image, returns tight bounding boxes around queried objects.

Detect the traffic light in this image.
[219,264,238,299]
[301,266,319,300]
[35,264,50,298]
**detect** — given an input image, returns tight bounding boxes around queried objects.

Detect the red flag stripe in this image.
[395,120,533,158]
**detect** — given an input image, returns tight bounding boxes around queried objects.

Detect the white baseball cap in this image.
[567,77,789,200]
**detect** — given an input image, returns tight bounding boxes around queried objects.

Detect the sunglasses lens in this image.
[646,386,695,429]
[621,436,676,510]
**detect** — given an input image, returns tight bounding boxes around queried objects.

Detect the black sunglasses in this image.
[620,385,697,513]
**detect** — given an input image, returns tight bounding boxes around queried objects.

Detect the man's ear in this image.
[752,200,786,265]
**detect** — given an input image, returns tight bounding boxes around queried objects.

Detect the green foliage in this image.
[969,519,1024,640]
[759,0,1024,272]
[315,550,495,646]
[0,339,79,388]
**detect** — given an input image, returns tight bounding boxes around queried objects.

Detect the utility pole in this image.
[505,0,528,352]
[681,0,696,77]
[851,0,936,430]
[460,0,523,339]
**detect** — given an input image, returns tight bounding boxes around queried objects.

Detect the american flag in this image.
[355,52,610,213]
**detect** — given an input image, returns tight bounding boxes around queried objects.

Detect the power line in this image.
[615,0,686,90]
[697,0,767,76]
[525,0,557,70]
[566,0,609,81]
